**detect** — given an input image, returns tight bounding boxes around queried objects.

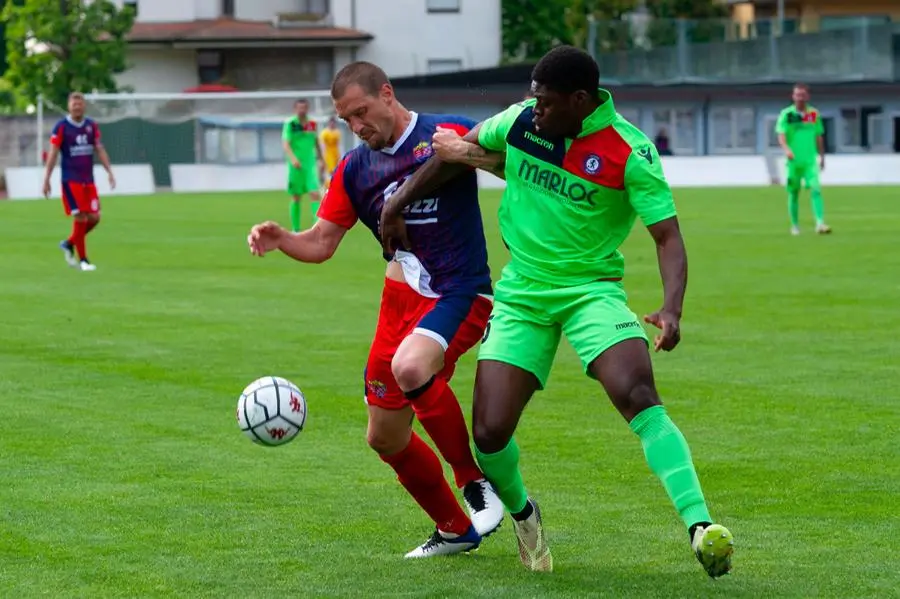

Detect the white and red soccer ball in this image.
[237,376,307,446]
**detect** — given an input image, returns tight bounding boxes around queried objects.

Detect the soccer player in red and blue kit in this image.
[43,92,116,272]
[247,62,505,558]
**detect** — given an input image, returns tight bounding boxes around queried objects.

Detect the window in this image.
[617,107,640,125]
[840,108,860,148]
[197,50,224,84]
[764,115,781,149]
[298,0,329,15]
[709,107,756,154]
[222,0,234,17]
[651,108,697,155]
[124,0,138,16]
[427,0,460,13]
[427,59,463,74]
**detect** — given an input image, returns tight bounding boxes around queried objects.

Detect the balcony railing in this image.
[587,16,896,84]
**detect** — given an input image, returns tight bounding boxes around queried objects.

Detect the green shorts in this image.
[785,161,820,193]
[478,265,648,389]
[287,165,320,196]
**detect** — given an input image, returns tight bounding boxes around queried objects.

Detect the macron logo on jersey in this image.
[517,159,597,206]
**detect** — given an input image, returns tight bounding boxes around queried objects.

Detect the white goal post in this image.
[30,90,351,193]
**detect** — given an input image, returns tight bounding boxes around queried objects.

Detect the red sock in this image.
[68,220,88,260]
[411,377,483,489]
[381,432,471,535]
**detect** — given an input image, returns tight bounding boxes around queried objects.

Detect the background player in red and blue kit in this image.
[247,62,505,558]
[43,92,116,272]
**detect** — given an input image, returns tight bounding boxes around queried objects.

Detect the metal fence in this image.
[588,17,896,84]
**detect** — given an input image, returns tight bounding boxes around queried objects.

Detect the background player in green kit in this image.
[380,46,734,579]
[776,83,831,235]
[283,99,325,232]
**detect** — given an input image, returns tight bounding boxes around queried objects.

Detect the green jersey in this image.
[775,105,823,164]
[478,90,676,286]
[282,116,319,165]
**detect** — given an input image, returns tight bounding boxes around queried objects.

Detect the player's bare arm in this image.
[248,218,347,264]
[643,216,687,352]
[432,125,506,178]
[817,134,825,170]
[283,139,301,168]
[42,145,61,198]
[777,133,794,161]
[96,142,116,189]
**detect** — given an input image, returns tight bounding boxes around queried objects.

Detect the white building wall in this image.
[116,0,501,90]
[195,0,220,19]
[331,0,501,77]
[118,49,199,92]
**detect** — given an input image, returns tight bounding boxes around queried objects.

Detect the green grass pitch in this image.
[1,187,898,598]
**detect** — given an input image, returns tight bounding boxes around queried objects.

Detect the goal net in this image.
[38,90,352,188]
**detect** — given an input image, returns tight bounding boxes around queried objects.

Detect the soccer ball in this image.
[236,376,307,446]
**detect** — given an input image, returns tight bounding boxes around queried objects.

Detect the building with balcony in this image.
[114,0,501,92]
[728,0,900,35]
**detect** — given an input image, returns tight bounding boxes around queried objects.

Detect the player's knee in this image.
[391,354,435,393]
[618,380,661,422]
[472,412,513,454]
[366,425,409,455]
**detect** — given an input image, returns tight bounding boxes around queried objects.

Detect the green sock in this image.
[787,191,800,228]
[630,405,711,529]
[290,200,301,232]
[810,189,825,225]
[475,439,529,514]
[310,200,320,224]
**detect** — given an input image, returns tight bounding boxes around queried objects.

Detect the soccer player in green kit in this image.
[283,99,325,232]
[379,46,734,578]
[776,83,832,235]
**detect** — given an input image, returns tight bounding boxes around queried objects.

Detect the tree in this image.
[501,0,573,62]
[644,0,729,47]
[565,0,638,53]
[3,0,134,109]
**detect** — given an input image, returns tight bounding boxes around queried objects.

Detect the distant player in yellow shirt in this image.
[319,117,342,188]
[775,83,831,235]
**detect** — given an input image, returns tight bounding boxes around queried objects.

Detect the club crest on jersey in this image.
[413,141,433,162]
[584,154,602,175]
[86,125,92,134]
[366,380,387,399]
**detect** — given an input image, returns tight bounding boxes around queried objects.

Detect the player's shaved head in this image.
[531,45,600,100]
[331,61,402,151]
[331,61,390,99]
[529,45,602,138]
[792,82,810,107]
[68,91,86,120]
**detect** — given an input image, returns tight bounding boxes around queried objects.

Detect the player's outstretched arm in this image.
[248,218,347,264]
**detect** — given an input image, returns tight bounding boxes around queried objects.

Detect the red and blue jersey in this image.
[318,112,491,297]
[50,117,101,183]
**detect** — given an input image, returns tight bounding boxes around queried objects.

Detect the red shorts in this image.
[364,278,492,410]
[61,182,100,216]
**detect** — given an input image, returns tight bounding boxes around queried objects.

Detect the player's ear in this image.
[379,83,394,106]
[571,89,589,107]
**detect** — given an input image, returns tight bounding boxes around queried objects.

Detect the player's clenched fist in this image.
[432,127,468,162]
[248,221,286,257]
